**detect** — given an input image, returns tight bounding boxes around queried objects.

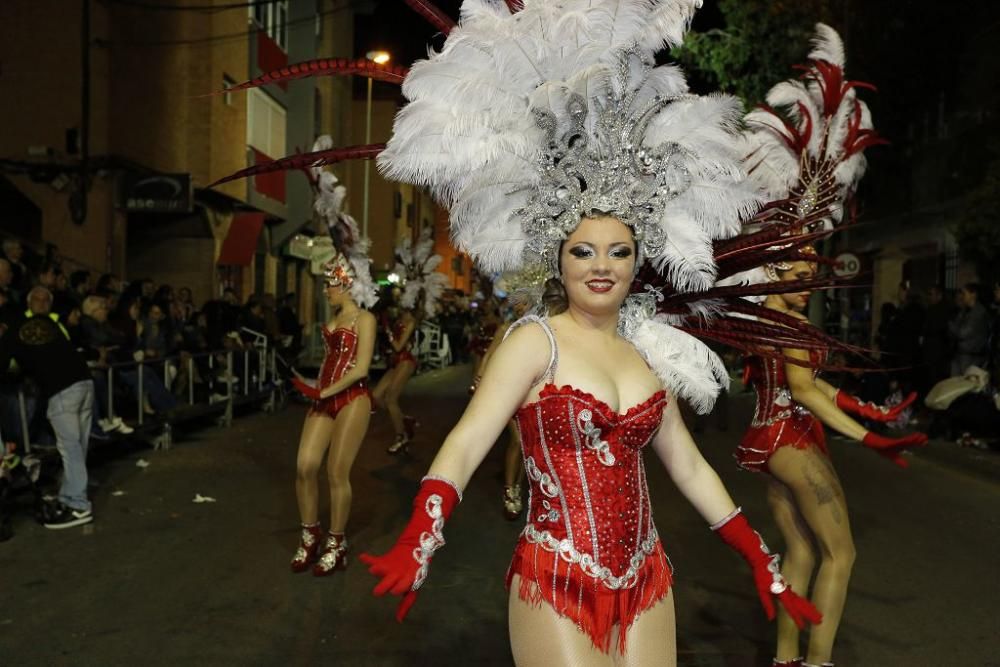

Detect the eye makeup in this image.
[567,243,634,259]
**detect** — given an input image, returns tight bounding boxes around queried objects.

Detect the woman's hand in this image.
[292,377,321,401]
[836,390,917,422]
[862,431,928,468]
[360,477,461,622]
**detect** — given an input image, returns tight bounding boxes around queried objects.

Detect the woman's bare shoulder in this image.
[496,318,552,367]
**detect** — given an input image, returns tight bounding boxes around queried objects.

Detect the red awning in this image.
[217,212,265,266]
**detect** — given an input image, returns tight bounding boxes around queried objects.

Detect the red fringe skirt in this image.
[505,537,673,654]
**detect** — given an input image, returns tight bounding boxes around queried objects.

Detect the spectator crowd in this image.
[0,236,302,533]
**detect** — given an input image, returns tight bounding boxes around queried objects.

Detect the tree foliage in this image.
[954,137,1000,286]
[674,0,834,107]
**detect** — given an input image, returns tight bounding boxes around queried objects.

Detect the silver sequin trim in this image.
[523,523,659,591]
[421,474,463,502]
[576,408,616,466]
[411,494,445,591]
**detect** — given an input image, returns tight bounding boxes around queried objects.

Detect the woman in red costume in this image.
[288,155,380,576]
[468,296,501,373]
[288,253,377,575]
[362,217,820,664]
[373,301,419,454]
[205,1,834,660]
[738,259,925,667]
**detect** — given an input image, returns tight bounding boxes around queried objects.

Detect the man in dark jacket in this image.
[0,287,95,529]
[949,283,991,376]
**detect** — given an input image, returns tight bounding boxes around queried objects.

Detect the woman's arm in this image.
[425,323,549,491]
[390,317,415,353]
[783,347,867,441]
[649,395,738,524]
[812,376,840,401]
[319,312,377,398]
[650,393,823,628]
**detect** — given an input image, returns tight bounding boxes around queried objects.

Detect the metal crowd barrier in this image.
[7,344,281,454]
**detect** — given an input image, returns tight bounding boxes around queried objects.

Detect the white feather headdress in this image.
[311,136,379,309]
[377,0,763,411]
[741,24,886,230]
[393,227,449,319]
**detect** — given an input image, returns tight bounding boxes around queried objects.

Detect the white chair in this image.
[417,322,452,369]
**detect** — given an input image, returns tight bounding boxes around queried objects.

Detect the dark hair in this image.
[962,283,982,302]
[542,277,568,315]
[96,273,116,293]
[154,285,174,302]
[38,260,59,276]
[70,269,90,290]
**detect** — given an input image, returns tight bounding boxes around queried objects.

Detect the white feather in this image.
[625,318,728,414]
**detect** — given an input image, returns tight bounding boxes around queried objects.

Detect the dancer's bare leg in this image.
[617,591,675,667]
[508,580,611,667]
[326,397,372,533]
[372,366,396,409]
[766,476,817,662]
[295,414,336,524]
[769,446,855,664]
[386,360,415,437]
[508,581,675,667]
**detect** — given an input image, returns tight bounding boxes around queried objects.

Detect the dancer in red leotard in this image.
[289,159,378,576]
[375,228,448,454]
[735,258,925,667]
[373,304,419,454]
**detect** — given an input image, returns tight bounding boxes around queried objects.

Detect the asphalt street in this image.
[2,364,997,666]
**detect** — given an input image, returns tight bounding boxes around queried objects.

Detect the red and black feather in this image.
[201,58,408,97]
[403,0,457,34]
[209,144,385,188]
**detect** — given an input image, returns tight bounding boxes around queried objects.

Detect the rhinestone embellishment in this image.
[411,494,445,591]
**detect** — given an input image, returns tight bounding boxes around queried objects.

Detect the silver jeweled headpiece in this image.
[518,50,693,270]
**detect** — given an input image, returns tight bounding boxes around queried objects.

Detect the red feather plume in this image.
[209,144,385,188]
[201,58,408,97]
[403,0,456,35]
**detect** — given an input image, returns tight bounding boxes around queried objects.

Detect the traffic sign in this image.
[833,252,861,279]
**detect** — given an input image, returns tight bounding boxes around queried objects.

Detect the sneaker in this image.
[98,418,115,433]
[43,504,94,530]
[110,417,135,435]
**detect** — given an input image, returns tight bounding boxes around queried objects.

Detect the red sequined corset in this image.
[736,351,828,473]
[502,316,674,653]
[319,326,359,385]
[513,385,667,585]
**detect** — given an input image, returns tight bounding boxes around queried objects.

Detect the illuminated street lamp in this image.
[362,50,391,240]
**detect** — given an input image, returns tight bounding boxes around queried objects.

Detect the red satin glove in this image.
[712,509,822,629]
[836,390,917,422]
[292,377,321,401]
[359,476,461,622]
[862,431,928,468]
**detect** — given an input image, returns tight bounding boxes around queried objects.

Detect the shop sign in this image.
[119,173,193,213]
